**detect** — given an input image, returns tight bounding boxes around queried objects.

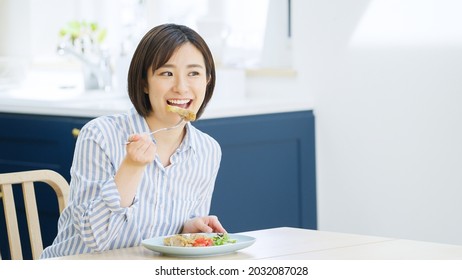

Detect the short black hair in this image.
[127,23,216,119]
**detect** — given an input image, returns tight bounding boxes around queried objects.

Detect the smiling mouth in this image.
[167,99,192,109]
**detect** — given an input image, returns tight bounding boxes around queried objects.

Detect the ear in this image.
[143,79,149,94]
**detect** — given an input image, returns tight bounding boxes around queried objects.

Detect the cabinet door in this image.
[0,114,90,178]
[0,113,91,259]
[194,111,317,233]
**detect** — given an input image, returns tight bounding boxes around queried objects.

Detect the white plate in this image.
[141,233,256,257]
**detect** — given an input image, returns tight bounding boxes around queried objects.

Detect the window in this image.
[1,0,273,68]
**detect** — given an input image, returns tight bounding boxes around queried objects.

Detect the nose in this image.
[173,76,189,94]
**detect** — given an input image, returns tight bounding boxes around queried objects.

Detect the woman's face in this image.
[144,42,208,125]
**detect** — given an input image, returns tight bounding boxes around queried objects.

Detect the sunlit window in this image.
[1,0,270,68]
[136,0,270,67]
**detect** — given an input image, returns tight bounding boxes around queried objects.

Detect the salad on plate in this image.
[163,233,236,247]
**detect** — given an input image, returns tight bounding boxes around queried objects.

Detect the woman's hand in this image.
[115,133,156,207]
[125,133,157,166]
[182,216,227,234]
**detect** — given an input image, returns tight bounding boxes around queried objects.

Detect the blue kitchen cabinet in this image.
[0,113,90,259]
[0,110,316,259]
[196,111,317,233]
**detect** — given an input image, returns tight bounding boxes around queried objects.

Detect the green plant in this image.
[59,20,107,47]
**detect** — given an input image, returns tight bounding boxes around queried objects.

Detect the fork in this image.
[125,118,185,145]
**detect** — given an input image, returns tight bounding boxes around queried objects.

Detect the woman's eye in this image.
[189,71,200,76]
[159,71,173,76]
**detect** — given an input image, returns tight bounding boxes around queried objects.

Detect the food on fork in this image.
[124,105,195,145]
[163,233,236,247]
[167,105,196,121]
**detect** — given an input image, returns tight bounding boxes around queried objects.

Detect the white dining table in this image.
[49,227,462,260]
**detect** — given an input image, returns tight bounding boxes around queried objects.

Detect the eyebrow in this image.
[161,63,205,69]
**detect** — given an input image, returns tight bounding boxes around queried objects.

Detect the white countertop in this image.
[0,66,313,119]
[0,90,314,119]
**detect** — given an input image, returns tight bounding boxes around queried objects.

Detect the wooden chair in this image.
[0,170,70,260]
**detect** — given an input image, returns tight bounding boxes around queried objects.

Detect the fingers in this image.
[206,215,227,233]
[126,133,151,145]
[127,134,140,143]
[125,133,157,164]
[183,216,227,234]
[195,220,214,233]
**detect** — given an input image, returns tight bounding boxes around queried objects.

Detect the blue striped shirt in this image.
[40,107,221,258]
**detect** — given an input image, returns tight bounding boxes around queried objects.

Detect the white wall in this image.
[292,0,462,245]
[0,0,30,57]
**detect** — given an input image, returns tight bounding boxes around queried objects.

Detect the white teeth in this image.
[168,99,190,105]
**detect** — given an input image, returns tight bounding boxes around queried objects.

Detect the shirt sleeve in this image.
[68,120,138,252]
[189,139,222,219]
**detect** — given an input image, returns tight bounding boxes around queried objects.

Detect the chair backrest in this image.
[0,170,70,260]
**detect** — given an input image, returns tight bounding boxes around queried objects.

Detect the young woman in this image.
[41,24,225,258]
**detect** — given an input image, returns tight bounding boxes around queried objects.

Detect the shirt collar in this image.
[180,122,196,154]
